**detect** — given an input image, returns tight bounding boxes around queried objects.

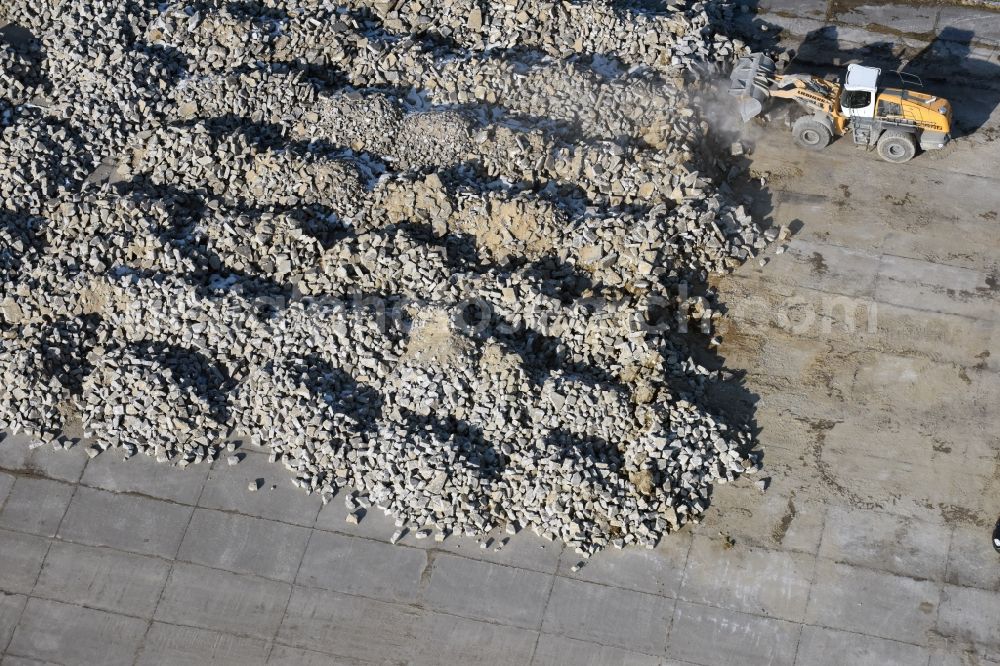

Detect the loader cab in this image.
[840,64,880,119]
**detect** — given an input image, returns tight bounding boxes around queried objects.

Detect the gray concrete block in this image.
[296,530,426,604]
[556,531,690,598]
[936,584,1000,655]
[0,529,48,595]
[313,494,398,540]
[757,0,827,22]
[154,563,291,639]
[6,597,146,666]
[799,417,991,523]
[0,471,12,505]
[410,612,538,665]
[81,451,210,504]
[277,585,422,661]
[847,366,1000,447]
[945,523,1000,592]
[351,505,563,574]
[0,593,28,653]
[0,478,74,537]
[198,451,321,527]
[0,435,88,483]
[178,509,310,583]
[795,625,930,666]
[820,506,950,581]
[423,553,551,629]
[58,486,192,558]
[457,530,564,574]
[935,7,1000,44]
[805,559,939,645]
[761,14,843,49]
[267,645,355,665]
[783,240,880,299]
[542,577,672,655]
[2,656,61,666]
[136,621,270,665]
[698,484,827,556]
[33,541,170,618]
[410,520,565,575]
[679,534,814,623]
[928,647,1000,666]
[876,254,999,322]
[666,601,799,666]
[531,633,663,666]
[833,3,937,34]
[824,416,965,478]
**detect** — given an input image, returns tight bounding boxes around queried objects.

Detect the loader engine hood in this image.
[880,88,953,134]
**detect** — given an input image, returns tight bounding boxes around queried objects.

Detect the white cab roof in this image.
[845,64,881,90]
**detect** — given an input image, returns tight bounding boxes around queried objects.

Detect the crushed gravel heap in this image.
[0,0,767,555]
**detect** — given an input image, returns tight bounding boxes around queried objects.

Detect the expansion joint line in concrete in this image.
[130,453,212,666]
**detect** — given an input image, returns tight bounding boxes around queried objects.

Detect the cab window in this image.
[842,90,871,109]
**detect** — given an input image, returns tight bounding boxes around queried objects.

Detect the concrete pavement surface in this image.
[2,2,1000,664]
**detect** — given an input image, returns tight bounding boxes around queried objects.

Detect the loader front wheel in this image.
[792,117,832,151]
[877,130,916,163]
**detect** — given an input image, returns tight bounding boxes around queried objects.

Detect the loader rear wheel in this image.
[877,130,916,163]
[792,117,832,151]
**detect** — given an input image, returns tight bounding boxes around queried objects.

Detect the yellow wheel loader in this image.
[728,53,953,163]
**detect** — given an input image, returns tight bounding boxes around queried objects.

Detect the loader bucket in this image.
[728,53,777,122]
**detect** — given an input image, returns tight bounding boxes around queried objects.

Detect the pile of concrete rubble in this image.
[0,0,767,555]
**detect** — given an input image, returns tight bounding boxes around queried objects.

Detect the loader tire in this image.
[792,117,832,151]
[877,130,916,163]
